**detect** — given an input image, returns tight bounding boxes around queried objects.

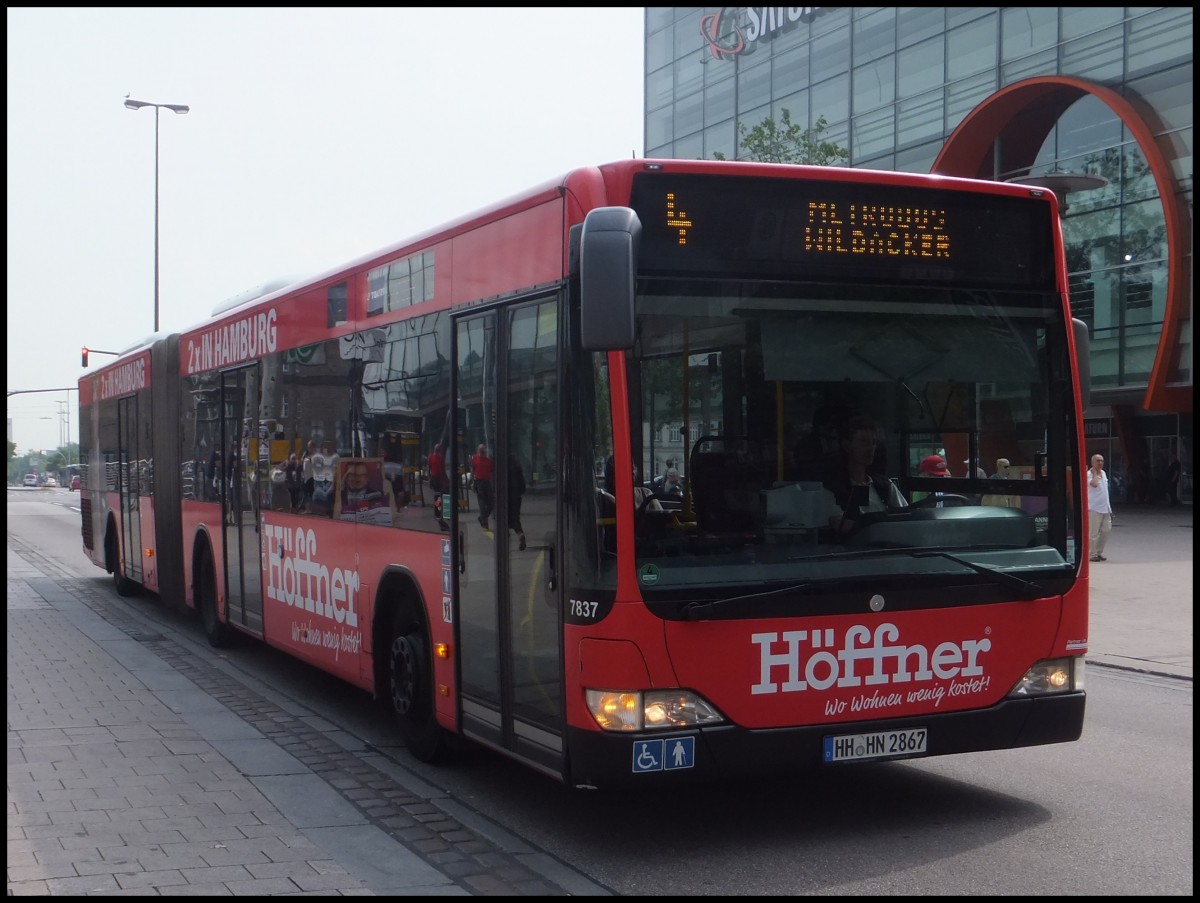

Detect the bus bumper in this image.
[564,692,1085,789]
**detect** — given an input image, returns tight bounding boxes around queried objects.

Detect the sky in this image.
[6,7,646,455]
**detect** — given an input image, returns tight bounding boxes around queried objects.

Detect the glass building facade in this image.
[644,6,1192,504]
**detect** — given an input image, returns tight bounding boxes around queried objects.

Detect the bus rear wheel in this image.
[197,549,232,648]
[389,616,448,763]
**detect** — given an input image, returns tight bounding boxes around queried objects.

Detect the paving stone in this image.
[7,539,605,896]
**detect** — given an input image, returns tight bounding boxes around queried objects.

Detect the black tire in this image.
[389,612,449,763]
[197,547,233,648]
[107,530,139,597]
[113,565,140,597]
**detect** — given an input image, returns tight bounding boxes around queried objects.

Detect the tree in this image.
[714,110,849,166]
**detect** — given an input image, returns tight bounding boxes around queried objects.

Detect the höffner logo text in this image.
[264,525,360,628]
[750,623,991,694]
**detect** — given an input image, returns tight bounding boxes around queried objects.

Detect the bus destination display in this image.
[631,173,1055,289]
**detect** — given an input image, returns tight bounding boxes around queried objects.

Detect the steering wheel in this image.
[637,492,667,516]
[911,493,972,508]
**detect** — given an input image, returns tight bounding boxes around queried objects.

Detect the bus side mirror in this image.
[580,206,640,351]
[1072,318,1090,409]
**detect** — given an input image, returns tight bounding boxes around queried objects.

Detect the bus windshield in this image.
[582,278,1079,597]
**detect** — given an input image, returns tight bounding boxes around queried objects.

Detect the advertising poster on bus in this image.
[333,457,395,526]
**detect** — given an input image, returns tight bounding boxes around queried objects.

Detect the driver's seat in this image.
[690,436,768,537]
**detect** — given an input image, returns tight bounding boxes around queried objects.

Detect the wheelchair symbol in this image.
[632,740,663,772]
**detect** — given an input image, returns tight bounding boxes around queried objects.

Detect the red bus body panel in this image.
[78,159,1086,786]
[663,602,1059,727]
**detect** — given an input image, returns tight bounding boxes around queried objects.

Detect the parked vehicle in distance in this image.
[23,474,38,487]
[71,475,81,491]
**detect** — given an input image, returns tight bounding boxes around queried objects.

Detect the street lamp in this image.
[56,398,71,465]
[124,96,189,334]
[1004,170,1109,215]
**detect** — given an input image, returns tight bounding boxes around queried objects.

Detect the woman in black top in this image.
[823,415,905,535]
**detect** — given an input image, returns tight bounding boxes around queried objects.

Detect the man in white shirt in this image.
[1087,453,1113,561]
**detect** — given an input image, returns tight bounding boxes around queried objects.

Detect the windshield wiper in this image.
[683,582,821,620]
[684,549,1049,619]
[909,550,1042,599]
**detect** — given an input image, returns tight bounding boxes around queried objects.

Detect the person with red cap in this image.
[920,454,950,476]
[916,454,951,506]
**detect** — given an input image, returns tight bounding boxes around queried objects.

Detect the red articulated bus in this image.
[79,159,1090,788]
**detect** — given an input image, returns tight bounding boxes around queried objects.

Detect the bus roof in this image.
[89,158,1058,369]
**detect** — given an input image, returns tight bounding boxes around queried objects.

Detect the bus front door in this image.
[453,297,564,776]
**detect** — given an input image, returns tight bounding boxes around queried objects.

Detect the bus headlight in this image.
[585,689,726,731]
[1008,657,1084,696]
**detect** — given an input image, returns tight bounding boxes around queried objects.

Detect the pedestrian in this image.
[427,442,447,490]
[1165,455,1181,507]
[658,467,684,497]
[962,459,987,503]
[651,458,679,491]
[311,440,339,515]
[1087,453,1113,562]
[301,440,316,513]
[1133,459,1151,503]
[508,456,527,550]
[914,453,951,506]
[207,448,223,502]
[471,443,495,528]
[284,453,304,513]
[427,442,449,520]
[982,457,1017,508]
[224,445,241,525]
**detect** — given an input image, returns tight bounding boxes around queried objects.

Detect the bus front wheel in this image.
[107,530,139,598]
[389,615,449,763]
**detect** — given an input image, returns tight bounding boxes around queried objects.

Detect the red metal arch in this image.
[933,75,1190,414]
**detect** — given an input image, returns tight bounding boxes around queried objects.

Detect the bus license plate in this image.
[823,728,927,763]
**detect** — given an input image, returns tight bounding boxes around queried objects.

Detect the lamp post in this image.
[55,401,65,450]
[56,398,71,465]
[1004,170,1108,216]
[124,96,189,334]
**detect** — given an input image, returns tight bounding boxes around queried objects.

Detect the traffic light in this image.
[81,347,88,367]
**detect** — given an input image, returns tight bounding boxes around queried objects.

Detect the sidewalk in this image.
[6,542,607,897]
[8,504,1191,894]
[1084,502,1193,680]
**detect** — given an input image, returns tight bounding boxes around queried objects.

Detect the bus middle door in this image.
[217,365,265,636]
